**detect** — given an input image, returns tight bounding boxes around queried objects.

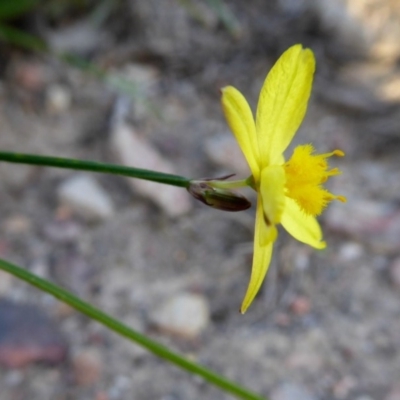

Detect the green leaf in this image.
[0,258,267,400]
[0,23,47,52]
[0,0,41,21]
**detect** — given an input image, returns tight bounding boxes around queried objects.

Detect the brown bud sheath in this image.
[187,181,251,212]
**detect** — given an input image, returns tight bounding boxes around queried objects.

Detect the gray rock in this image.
[58,174,115,221]
[72,348,103,387]
[0,300,68,368]
[389,257,400,289]
[337,242,364,262]
[111,122,191,217]
[151,293,210,340]
[325,199,400,254]
[355,396,375,400]
[47,20,108,54]
[385,384,400,400]
[271,382,317,400]
[204,133,249,175]
[45,84,72,114]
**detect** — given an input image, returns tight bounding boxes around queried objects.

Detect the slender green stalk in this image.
[0,152,189,188]
[0,258,266,400]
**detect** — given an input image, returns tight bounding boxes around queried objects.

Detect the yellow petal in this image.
[280,197,326,249]
[256,44,315,166]
[241,198,276,314]
[221,86,260,181]
[260,165,286,225]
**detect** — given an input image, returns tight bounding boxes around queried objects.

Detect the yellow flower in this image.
[221,44,346,313]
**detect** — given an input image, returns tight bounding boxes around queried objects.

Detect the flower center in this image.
[284,144,346,216]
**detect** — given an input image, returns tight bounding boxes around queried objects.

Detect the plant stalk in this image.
[0,258,266,400]
[0,152,189,188]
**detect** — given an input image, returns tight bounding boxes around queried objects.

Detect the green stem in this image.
[0,152,189,188]
[0,258,266,400]
[208,178,250,190]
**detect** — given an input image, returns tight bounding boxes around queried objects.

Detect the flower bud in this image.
[187,181,251,212]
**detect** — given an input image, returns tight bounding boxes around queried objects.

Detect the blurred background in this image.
[0,0,400,399]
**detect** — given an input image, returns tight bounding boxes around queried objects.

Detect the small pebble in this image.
[3,215,32,235]
[53,302,75,319]
[338,242,364,262]
[44,220,82,243]
[72,348,103,387]
[332,375,357,399]
[14,61,46,92]
[108,374,131,399]
[326,200,400,254]
[389,257,400,289]
[355,396,374,400]
[4,370,23,387]
[95,392,109,400]
[46,84,72,114]
[151,293,210,340]
[122,63,159,92]
[271,382,317,400]
[0,270,15,296]
[274,312,291,327]
[385,384,400,400]
[289,296,311,316]
[58,174,115,221]
[29,259,49,279]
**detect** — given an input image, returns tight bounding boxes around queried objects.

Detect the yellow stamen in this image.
[284,144,346,216]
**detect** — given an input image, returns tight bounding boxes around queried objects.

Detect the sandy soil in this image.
[0,1,400,399]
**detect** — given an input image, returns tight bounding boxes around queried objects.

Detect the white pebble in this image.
[58,174,115,221]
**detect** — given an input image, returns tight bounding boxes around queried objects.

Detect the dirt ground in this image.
[1,1,400,399]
